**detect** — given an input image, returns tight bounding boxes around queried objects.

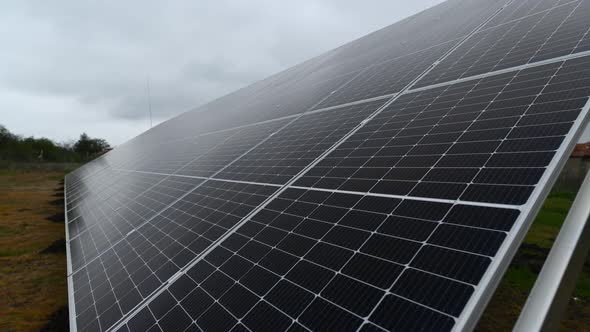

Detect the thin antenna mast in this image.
[146,77,153,128]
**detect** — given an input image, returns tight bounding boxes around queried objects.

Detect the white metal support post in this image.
[514,169,590,331]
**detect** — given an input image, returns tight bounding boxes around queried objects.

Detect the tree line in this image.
[0,125,111,163]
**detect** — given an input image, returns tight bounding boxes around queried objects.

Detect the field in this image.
[0,167,589,331]
[0,169,70,332]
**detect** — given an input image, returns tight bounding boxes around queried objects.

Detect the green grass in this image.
[575,272,590,299]
[0,162,80,174]
[479,190,590,331]
[537,194,576,223]
[523,191,576,248]
[547,191,577,200]
[504,266,538,290]
[30,274,64,288]
[0,170,69,331]
[0,248,33,257]
[516,191,590,300]
[0,225,22,237]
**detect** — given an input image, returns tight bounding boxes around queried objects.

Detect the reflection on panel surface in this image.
[214,101,386,184]
[124,187,519,331]
[416,0,590,88]
[296,59,590,205]
[71,180,277,331]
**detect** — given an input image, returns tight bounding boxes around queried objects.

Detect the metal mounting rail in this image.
[514,169,590,332]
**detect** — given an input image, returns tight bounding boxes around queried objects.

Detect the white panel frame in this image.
[64,176,78,332]
[514,166,590,331]
[454,97,590,331]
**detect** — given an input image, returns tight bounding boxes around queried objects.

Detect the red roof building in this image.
[572,142,590,158]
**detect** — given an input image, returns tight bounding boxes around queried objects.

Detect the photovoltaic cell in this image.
[66,158,111,189]
[69,175,204,271]
[129,130,239,175]
[118,187,518,332]
[71,180,278,331]
[295,59,590,205]
[214,100,386,184]
[67,171,168,237]
[112,56,590,332]
[416,0,590,88]
[66,168,131,212]
[175,120,290,178]
[315,42,454,109]
[482,0,574,30]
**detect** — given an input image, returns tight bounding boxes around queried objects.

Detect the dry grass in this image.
[0,170,67,332]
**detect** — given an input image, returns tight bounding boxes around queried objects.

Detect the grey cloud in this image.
[1,1,471,144]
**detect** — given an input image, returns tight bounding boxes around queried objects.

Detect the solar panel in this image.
[65,0,590,331]
[214,101,387,184]
[71,180,279,331]
[415,0,590,88]
[294,61,583,205]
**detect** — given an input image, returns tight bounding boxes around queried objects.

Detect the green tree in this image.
[73,133,111,159]
[0,125,16,143]
[0,125,111,163]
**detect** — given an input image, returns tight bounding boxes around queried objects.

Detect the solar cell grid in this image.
[119,186,521,332]
[67,171,167,237]
[295,58,590,206]
[482,0,573,31]
[65,0,590,330]
[416,0,590,88]
[71,179,278,332]
[133,69,359,147]
[66,158,111,188]
[310,0,505,83]
[175,119,289,178]
[214,100,387,184]
[71,54,590,332]
[67,171,150,214]
[66,168,123,210]
[69,175,204,271]
[95,174,158,208]
[242,71,359,121]
[315,42,455,109]
[128,130,238,175]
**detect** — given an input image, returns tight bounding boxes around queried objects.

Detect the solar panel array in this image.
[65,0,590,331]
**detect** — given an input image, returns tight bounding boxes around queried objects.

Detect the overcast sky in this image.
[2,1,589,145]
